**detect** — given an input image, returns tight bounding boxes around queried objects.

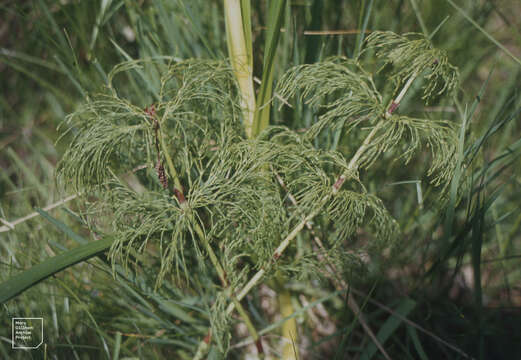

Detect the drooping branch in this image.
[273,169,391,360]
[195,72,422,358]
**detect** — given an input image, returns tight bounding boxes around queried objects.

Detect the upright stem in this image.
[159,132,183,191]
[224,0,256,138]
[279,279,298,360]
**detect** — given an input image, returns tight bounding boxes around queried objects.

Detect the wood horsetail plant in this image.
[53,27,460,356]
[0,11,461,355]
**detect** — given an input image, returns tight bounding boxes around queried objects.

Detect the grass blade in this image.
[36,208,88,245]
[446,0,521,66]
[6,147,47,197]
[409,0,428,36]
[471,192,485,359]
[360,298,416,360]
[0,236,114,304]
[90,0,113,52]
[441,68,493,253]
[252,0,286,137]
[407,325,429,360]
[112,331,122,360]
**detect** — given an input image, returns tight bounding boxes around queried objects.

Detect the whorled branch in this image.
[363,31,460,101]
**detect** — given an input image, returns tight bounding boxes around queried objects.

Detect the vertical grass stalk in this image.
[224,0,256,138]
[252,0,286,137]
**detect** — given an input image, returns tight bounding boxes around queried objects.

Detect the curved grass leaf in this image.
[360,298,416,360]
[0,236,114,304]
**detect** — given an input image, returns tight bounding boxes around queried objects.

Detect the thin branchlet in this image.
[363,31,460,101]
[357,115,458,185]
[277,57,383,138]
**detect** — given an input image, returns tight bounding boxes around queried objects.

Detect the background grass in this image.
[1,0,520,359]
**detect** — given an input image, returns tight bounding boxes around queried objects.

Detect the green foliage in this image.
[364,31,460,101]
[327,190,399,250]
[3,1,521,358]
[58,102,148,190]
[54,31,460,310]
[58,59,242,191]
[278,57,383,138]
[361,115,457,185]
[278,32,459,185]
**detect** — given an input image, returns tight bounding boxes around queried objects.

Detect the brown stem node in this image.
[333,175,345,191]
[203,331,212,344]
[255,338,264,354]
[145,104,156,119]
[155,161,168,189]
[387,101,399,115]
[174,188,186,204]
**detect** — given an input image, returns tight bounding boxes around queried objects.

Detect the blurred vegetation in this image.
[1,0,520,359]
